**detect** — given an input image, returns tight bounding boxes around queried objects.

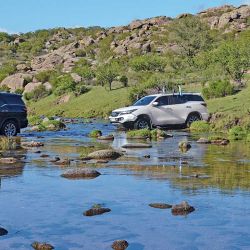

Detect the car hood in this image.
[112,106,143,113]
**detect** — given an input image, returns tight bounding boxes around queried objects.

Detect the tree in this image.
[96,63,119,90]
[169,16,212,63]
[214,39,250,85]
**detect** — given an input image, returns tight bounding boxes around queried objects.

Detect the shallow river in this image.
[0,120,250,250]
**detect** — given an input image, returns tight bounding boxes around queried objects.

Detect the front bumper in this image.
[109,113,137,124]
[201,112,209,121]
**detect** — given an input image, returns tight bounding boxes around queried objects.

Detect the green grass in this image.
[28,86,131,118]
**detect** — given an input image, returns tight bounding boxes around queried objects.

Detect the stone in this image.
[96,160,109,164]
[0,157,17,164]
[40,154,49,158]
[83,207,111,216]
[197,138,211,144]
[0,73,31,91]
[178,141,191,150]
[31,242,54,250]
[21,141,44,147]
[50,157,60,162]
[61,169,101,179]
[171,201,195,215]
[149,203,172,209]
[24,82,42,93]
[111,240,129,250]
[70,73,82,83]
[0,227,8,236]
[54,158,71,166]
[97,135,114,141]
[122,143,152,149]
[43,82,52,91]
[88,149,122,160]
[211,139,230,145]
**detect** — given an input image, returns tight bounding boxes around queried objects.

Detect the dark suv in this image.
[0,92,28,136]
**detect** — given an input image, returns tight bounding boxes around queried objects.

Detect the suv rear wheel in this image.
[1,120,18,137]
[134,117,151,130]
[186,113,201,127]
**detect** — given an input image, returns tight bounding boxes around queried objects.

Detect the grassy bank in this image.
[28,86,131,118]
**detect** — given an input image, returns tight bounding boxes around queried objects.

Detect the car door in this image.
[149,96,177,125]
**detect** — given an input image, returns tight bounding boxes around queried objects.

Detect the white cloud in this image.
[0,27,18,34]
[242,0,250,4]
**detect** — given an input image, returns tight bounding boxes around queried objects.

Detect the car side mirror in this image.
[152,102,159,106]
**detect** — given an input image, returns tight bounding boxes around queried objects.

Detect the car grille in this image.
[111,112,120,117]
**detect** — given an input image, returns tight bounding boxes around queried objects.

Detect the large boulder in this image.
[23,82,42,94]
[83,207,111,216]
[87,149,122,160]
[111,240,129,250]
[171,201,195,215]
[0,73,31,91]
[61,169,101,179]
[31,242,54,250]
[0,227,8,236]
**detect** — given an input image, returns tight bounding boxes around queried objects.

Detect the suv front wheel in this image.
[1,120,18,137]
[134,117,151,130]
[186,113,201,127]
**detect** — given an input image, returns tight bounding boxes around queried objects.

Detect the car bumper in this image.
[201,112,209,121]
[109,114,137,124]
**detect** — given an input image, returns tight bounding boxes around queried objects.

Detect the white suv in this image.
[109,93,209,129]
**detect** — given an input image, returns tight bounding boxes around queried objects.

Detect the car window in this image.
[133,96,156,106]
[2,95,25,105]
[184,95,204,102]
[155,96,169,106]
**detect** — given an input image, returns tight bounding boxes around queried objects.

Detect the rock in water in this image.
[149,203,172,209]
[0,157,17,164]
[97,135,114,140]
[31,242,54,250]
[88,149,122,160]
[83,207,111,216]
[0,227,8,236]
[111,240,129,250]
[197,138,211,144]
[61,169,101,179]
[171,201,195,215]
[122,143,152,149]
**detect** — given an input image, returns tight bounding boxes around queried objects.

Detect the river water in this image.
[0,120,250,250]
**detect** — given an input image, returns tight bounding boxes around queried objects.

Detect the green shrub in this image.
[246,133,250,142]
[202,80,234,99]
[42,120,66,130]
[190,121,210,132]
[35,70,55,83]
[52,74,76,96]
[14,88,23,95]
[0,85,11,92]
[0,136,20,151]
[228,126,246,140]
[24,85,51,101]
[74,85,90,96]
[89,130,102,138]
[127,129,151,138]
[75,49,86,57]
[73,66,95,80]
[129,55,167,72]
[28,115,42,125]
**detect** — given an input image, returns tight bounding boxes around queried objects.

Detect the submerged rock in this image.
[21,141,44,148]
[178,141,191,151]
[149,203,172,209]
[61,169,101,179]
[122,143,152,149]
[40,154,49,158]
[197,138,211,144]
[111,240,129,250]
[0,227,8,236]
[31,242,54,250]
[97,135,114,140]
[50,157,60,162]
[171,201,195,216]
[211,139,229,145]
[88,149,122,160]
[0,157,17,164]
[54,158,71,166]
[83,207,111,216]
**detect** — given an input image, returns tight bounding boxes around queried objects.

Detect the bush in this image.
[228,126,246,140]
[28,115,42,125]
[202,80,234,99]
[0,85,10,92]
[89,130,102,138]
[129,55,167,72]
[246,133,250,142]
[14,88,23,95]
[0,136,20,151]
[24,85,51,101]
[73,66,95,80]
[52,74,76,96]
[74,85,90,96]
[190,121,210,132]
[35,70,56,83]
[75,49,86,57]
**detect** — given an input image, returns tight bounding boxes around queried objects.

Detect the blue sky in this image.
[0,0,248,33]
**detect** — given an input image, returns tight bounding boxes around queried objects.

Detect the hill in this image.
[0,4,250,131]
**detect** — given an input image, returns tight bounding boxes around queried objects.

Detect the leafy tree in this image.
[52,74,76,96]
[169,16,212,62]
[96,63,119,90]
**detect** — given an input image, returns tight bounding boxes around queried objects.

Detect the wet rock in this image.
[0,227,8,236]
[54,158,71,166]
[144,155,151,158]
[149,203,172,209]
[0,157,17,164]
[31,241,54,250]
[97,135,114,140]
[197,138,211,144]
[61,169,101,179]
[111,240,129,250]
[83,207,111,216]
[96,160,109,164]
[122,143,152,149]
[21,141,44,148]
[88,149,122,160]
[34,150,41,154]
[211,139,229,145]
[50,156,60,162]
[40,154,49,158]
[178,141,191,151]
[171,201,195,216]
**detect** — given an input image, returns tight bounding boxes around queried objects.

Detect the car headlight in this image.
[120,109,137,115]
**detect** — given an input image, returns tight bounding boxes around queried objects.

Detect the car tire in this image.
[186,113,201,127]
[134,117,151,130]
[1,120,18,137]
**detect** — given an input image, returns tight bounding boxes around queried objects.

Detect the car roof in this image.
[0,92,22,97]
[147,92,202,97]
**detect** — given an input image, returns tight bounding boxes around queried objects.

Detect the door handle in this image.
[186,106,191,108]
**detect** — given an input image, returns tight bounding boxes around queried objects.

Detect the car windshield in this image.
[133,96,156,106]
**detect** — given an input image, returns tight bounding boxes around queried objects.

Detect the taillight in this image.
[201,103,207,107]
